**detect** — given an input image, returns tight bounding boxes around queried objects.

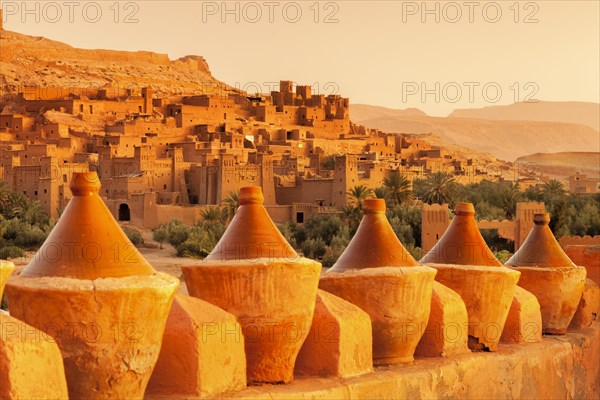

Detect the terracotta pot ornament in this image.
[1,260,70,399]
[5,172,179,399]
[420,202,520,351]
[0,260,13,300]
[420,202,500,266]
[320,199,437,365]
[506,213,586,334]
[182,186,321,384]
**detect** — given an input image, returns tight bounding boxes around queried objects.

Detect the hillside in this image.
[0,30,231,97]
[4,28,597,168]
[349,104,427,122]
[449,101,600,131]
[350,105,599,161]
[516,152,600,180]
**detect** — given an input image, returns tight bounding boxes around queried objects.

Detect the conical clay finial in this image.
[506,213,575,268]
[20,172,156,279]
[420,202,501,266]
[206,186,298,261]
[329,199,418,273]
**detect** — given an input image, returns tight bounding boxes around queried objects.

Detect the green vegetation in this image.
[122,227,144,247]
[1,176,597,270]
[346,185,374,209]
[278,202,423,267]
[0,182,53,259]
[279,215,351,268]
[288,178,598,266]
[152,219,225,258]
[222,191,240,223]
[0,245,25,260]
[150,178,598,267]
[414,172,457,206]
[416,177,599,237]
[494,250,512,264]
[383,171,414,205]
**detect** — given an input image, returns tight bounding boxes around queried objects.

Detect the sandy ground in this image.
[137,246,200,294]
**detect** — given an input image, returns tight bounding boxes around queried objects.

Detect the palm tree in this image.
[541,179,567,235]
[500,182,521,218]
[222,191,240,223]
[422,172,456,205]
[341,204,362,235]
[374,187,388,200]
[542,179,566,199]
[22,200,49,226]
[5,191,28,219]
[383,171,413,205]
[200,206,223,223]
[346,185,374,209]
[0,182,10,213]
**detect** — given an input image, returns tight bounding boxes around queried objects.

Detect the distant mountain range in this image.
[449,101,599,132]
[516,152,600,180]
[350,102,600,162]
[349,104,427,121]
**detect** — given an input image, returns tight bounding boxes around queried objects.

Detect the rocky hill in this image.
[516,152,600,180]
[0,30,231,97]
[449,101,600,131]
[349,104,427,122]
[351,105,599,162]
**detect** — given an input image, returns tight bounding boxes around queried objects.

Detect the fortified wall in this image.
[560,235,600,287]
[422,201,546,252]
[0,76,526,227]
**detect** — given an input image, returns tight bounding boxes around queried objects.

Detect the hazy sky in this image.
[2,0,599,116]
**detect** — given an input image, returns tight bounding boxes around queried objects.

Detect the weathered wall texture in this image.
[223,324,600,400]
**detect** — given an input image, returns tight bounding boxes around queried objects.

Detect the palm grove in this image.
[1,173,598,266]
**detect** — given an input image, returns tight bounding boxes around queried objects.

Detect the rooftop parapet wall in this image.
[2,183,598,399]
[560,235,600,246]
[563,245,600,286]
[224,325,600,400]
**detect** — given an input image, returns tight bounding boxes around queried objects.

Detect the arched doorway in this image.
[118,204,131,221]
